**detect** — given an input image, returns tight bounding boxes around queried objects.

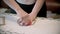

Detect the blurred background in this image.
[0,0,60,19]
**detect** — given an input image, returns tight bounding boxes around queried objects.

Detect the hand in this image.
[17,14,32,26]
[17,13,37,26]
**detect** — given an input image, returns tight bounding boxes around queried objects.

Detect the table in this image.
[0,13,60,34]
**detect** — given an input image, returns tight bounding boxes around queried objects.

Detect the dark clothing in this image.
[10,1,47,17]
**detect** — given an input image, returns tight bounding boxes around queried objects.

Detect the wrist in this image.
[30,13,37,17]
[15,8,28,17]
[29,13,37,21]
[17,11,28,18]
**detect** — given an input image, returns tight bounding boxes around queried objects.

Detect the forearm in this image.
[30,0,45,17]
[3,0,28,16]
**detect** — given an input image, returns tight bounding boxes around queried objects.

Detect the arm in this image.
[29,0,45,20]
[3,0,32,26]
[3,0,28,17]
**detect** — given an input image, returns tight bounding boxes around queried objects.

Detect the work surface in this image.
[0,13,60,34]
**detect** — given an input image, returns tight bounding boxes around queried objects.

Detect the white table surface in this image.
[0,13,60,34]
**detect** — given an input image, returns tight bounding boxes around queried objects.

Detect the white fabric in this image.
[0,13,60,34]
[16,0,36,5]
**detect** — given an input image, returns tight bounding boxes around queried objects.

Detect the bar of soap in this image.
[0,16,5,26]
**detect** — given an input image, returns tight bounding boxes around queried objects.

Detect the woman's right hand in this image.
[17,14,32,26]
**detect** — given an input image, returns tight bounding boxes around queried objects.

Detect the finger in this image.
[18,20,30,26]
[18,19,27,26]
[17,18,23,25]
[22,20,32,26]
